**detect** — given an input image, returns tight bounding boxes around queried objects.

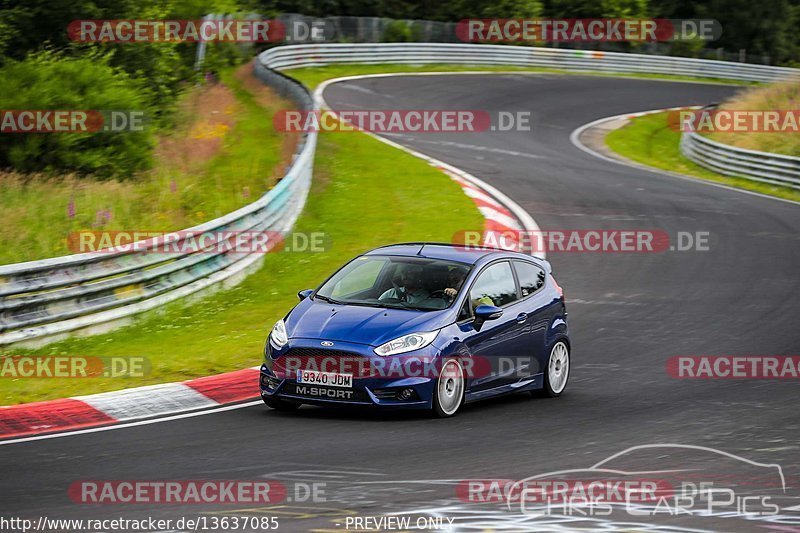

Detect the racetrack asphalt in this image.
[2,74,798,532]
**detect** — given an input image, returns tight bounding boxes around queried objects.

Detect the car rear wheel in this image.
[263,396,300,411]
[539,340,570,398]
[432,358,465,417]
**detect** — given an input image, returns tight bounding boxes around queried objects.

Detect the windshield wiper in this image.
[359,301,431,311]
[314,294,343,305]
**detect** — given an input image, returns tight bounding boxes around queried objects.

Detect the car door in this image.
[459,261,529,393]
[512,260,551,378]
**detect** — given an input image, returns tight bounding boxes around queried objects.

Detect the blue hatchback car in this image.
[260,243,569,417]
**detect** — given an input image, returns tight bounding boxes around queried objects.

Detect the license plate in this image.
[296,369,352,388]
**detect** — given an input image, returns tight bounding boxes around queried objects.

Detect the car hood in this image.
[286,299,453,346]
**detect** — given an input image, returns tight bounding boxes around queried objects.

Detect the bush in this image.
[382,20,412,42]
[669,38,706,59]
[0,51,154,178]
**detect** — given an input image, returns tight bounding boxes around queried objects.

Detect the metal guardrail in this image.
[2,43,797,346]
[260,43,799,83]
[0,64,315,346]
[680,108,800,190]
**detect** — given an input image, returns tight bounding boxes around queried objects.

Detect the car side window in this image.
[514,261,546,298]
[469,261,518,308]
[457,299,472,321]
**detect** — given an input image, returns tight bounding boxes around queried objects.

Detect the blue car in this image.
[260,243,569,417]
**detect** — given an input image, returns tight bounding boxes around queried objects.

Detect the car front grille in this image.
[283,347,364,359]
[273,347,370,378]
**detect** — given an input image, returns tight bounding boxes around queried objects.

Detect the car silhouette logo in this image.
[321,341,334,347]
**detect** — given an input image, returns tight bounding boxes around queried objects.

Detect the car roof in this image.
[364,242,543,266]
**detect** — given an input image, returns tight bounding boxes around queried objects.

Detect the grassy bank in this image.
[605,111,800,202]
[0,63,296,264]
[709,79,800,156]
[0,114,482,404]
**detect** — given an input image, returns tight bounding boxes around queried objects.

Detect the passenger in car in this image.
[443,266,469,302]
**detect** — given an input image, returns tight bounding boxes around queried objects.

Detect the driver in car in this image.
[379,265,430,304]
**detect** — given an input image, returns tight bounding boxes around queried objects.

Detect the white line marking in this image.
[383,135,545,160]
[316,73,544,258]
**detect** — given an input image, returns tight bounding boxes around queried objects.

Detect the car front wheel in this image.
[432,358,465,417]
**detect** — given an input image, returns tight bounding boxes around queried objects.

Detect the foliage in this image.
[0,51,154,178]
[669,37,706,58]
[382,20,413,42]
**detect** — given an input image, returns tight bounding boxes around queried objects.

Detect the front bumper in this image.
[260,337,436,409]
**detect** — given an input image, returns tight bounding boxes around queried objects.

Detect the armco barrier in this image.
[259,43,799,83]
[1,43,797,346]
[0,64,315,346]
[680,108,800,190]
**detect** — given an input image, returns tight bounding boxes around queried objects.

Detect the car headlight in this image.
[270,319,288,349]
[374,331,439,356]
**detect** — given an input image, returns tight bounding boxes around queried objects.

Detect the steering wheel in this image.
[429,290,447,299]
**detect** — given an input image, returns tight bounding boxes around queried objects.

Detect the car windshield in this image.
[315,255,471,311]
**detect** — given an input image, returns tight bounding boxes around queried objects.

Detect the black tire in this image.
[431,358,465,418]
[262,396,300,411]
[537,340,570,398]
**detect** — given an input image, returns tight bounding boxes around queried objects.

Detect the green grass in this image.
[0,65,293,264]
[286,63,758,91]
[0,123,482,405]
[708,80,800,156]
[605,111,800,202]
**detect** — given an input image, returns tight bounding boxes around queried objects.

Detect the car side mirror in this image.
[298,289,314,301]
[473,304,503,331]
